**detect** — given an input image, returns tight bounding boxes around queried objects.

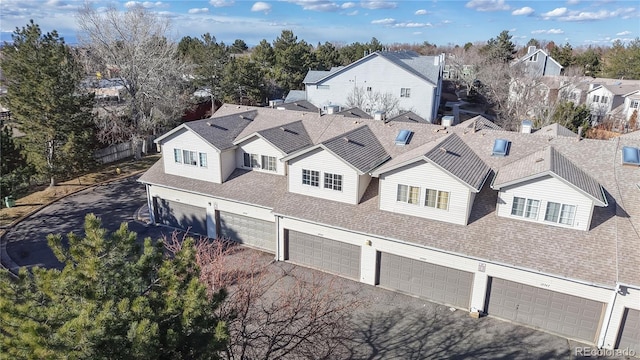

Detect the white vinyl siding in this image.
[378,161,472,225]
[236,137,286,176]
[288,148,360,205]
[220,149,236,182]
[496,175,594,231]
[305,54,438,122]
[161,129,220,183]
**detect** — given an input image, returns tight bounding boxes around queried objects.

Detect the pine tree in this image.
[0,214,227,359]
[0,20,96,186]
[0,126,34,198]
[484,30,516,64]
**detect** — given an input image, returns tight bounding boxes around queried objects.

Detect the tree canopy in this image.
[0,20,96,186]
[0,214,227,359]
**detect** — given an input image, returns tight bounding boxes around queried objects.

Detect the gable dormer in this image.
[371,133,491,226]
[283,125,390,205]
[491,146,607,231]
[233,120,312,176]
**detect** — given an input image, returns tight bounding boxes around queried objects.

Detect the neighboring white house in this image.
[511,46,563,77]
[139,104,640,352]
[303,51,444,123]
[586,81,640,127]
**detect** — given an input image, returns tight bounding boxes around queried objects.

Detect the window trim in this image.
[397,184,420,205]
[511,196,539,220]
[631,100,639,109]
[544,202,576,226]
[302,169,319,187]
[400,88,411,98]
[182,150,198,166]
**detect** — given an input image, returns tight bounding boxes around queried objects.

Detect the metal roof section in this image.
[423,133,491,192]
[322,125,391,174]
[492,146,607,206]
[492,139,510,157]
[386,111,429,124]
[395,129,413,146]
[622,146,640,166]
[256,120,313,155]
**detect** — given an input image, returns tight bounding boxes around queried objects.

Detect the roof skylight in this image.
[395,129,412,146]
[492,138,510,157]
[622,146,640,166]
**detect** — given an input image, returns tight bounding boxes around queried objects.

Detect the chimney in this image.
[521,120,532,134]
[577,126,583,141]
[472,119,477,133]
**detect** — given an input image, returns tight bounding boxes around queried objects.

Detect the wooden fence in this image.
[94,136,156,164]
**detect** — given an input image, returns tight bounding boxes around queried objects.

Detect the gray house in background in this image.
[512,46,563,77]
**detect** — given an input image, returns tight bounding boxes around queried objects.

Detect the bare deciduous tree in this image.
[77,5,191,158]
[164,233,361,360]
[346,86,400,117]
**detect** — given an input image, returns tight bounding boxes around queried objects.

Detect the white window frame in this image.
[324,173,343,191]
[199,152,207,168]
[261,155,276,172]
[631,100,639,109]
[174,148,182,163]
[396,184,420,205]
[400,88,411,98]
[183,150,197,166]
[425,188,449,210]
[545,202,576,225]
[243,152,260,168]
[601,96,608,104]
[511,197,539,219]
[592,95,600,103]
[302,169,319,187]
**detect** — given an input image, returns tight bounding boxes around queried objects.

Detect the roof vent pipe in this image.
[577,126,583,141]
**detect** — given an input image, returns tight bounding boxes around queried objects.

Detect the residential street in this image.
[1,176,607,359]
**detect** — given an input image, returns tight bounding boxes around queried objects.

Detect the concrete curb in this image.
[0,168,150,276]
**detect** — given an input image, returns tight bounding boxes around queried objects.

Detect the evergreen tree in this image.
[0,214,227,359]
[551,101,591,133]
[0,20,96,186]
[313,42,341,71]
[0,126,34,198]
[575,47,602,76]
[484,30,516,63]
[272,30,313,92]
[551,42,575,68]
[230,39,248,54]
[600,38,640,80]
[178,33,230,104]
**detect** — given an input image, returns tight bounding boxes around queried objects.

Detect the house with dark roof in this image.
[140,104,640,352]
[586,80,640,128]
[303,51,444,123]
[512,46,563,77]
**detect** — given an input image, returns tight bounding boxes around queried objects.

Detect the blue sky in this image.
[1,0,639,48]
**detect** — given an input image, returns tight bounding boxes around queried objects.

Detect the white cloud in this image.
[415,9,428,15]
[188,8,209,14]
[251,1,272,13]
[287,1,340,12]
[341,2,356,8]
[559,8,634,21]
[512,7,534,16]
[360,1,398,10]
[465,0,510,12]
[394,22,432,28]
[541,7,568,18]
[371,18,396,25]
[210,0,234,7]
[442,19,452,24]
[124,1,167,9]
[616,30,631,36]
[531,28,565,34]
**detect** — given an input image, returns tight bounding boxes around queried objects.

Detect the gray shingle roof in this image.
[322,126,390,173]
[492,146,606,206]
[534,123,576,137]
[257,120,312,154]
[184,110,256,151]
[424,133,491,191]
[386,111,429,124]
[335,107,372,119]
[458,115,503,131]
[303,67,344,84]
[284,90,306,103]
[276,100,319,113]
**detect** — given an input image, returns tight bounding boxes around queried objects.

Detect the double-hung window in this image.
[400,88,411,98]
[174,148,182,163]
[425,188,449,210]
[592,95,600,103]
[199,152,207,168]
[324,173,343,191]
[397,184,420,204]
[545,202,576,225]
[632,100,639,109]
[183,150,197,165]
[243,153,260,168]
[261,155,276,172]
[511,197,539,219]
[302,169,319,187]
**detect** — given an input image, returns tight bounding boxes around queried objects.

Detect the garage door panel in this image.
[154,198,207,235]
[219,211,275,252]
[286,230,360,280]
[487,278,603,343]
[617,308,640,353]
[378,253,472,309]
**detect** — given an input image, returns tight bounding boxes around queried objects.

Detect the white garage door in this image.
[617,308,640,353]
[154,198,207,236]
[486,277,604,343]
[378,252,473,309]
[218,211,275,252]
[286,230,360,280]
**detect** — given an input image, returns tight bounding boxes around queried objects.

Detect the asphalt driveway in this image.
[4,176,170,269]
